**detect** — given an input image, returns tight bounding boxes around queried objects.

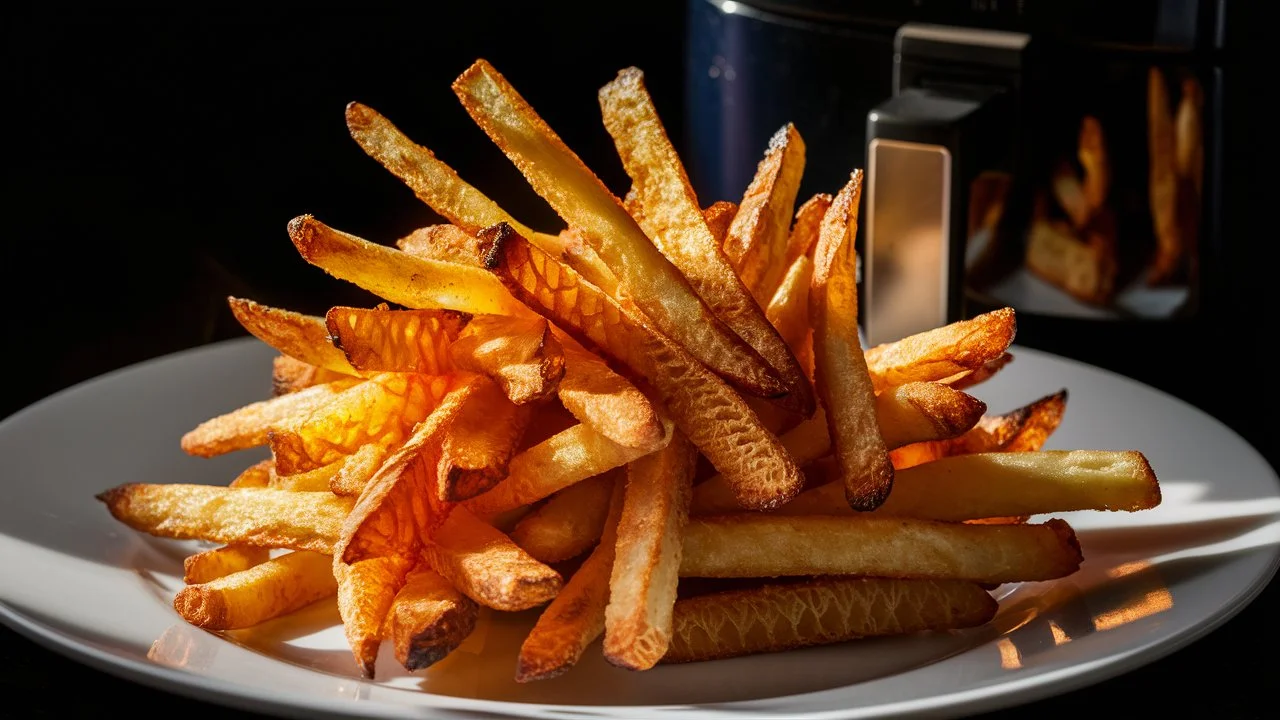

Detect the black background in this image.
[3,2,1277,718]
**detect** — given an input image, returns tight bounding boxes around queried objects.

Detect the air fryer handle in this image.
[861,23,1028,346]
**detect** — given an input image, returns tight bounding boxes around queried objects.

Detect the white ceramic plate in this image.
[2,337,1278,719]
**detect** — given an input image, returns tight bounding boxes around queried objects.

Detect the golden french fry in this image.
[325,441,397,497]
[439,377,532,502]
[344,101,620,296]
[1147,66,1184,286]
[386,561,479,671]
[664,576,997,664]
[464,417,673,518]
[449,315,565,406]
[516,474,626,682]
[335,555,410,678]
[271,354,353,396]
[811,170,893,510]
[723,124,806,304]
[943,351,1013,391]
[422,506,562,611]
[679,515,1082,584]
[96,484,351,553]
[268,372,450,475]
[510,470,618,564]
[890,388,1066,469]
[765,254,814,379]
[604,430,697,671]
[173,550,337,630]
[702,201,738,246]
[228,296,357,375]
[864,307,1017,393]
[786,192,832,267]
[229,458,273,488]
[326,305,467,376]
[180,377,362,458]
[598,68,812,415]
[1078,115,1111,216]
[555,336,665,450]
[268,456,343,492]
[452,60,786,399]
[778,450,1159,520]
[287,214,529,316]
[481,224,802,511]
[182,544,271,584]
[397,224,485,266]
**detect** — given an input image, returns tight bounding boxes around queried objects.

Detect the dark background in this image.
[3,2,1277,718]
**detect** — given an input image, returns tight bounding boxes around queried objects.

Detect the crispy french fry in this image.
[449,315,565,406]
[386,561,479,671]
[335,555,410,678]
[344,101,620,296]
[786,193,832,267]
[452,60,785,399]
[516,474,626,682]
[325,441,397,497]
[765,254,814,379]
[664,576,997,664]
[943,351,1013,391]
[229,458,273,488]
[182,544,271,584]
[268,372,450,475]
[889,388,1066,470]
[326,305,467,376]
[228,296,357,375]
[422,506,562,611]
[778,450,1159,520]
[464,417,673,518]
[604,430,697,670]
[268,456,342,492]
[96,484,351,553]
[397,224,485,266]
[811,170,893,510]
[510,470,618,564]
[723,124,806,304]
[271,354,353,396]
[173,550,337,630]
[598,68,812,415]
[439,377,532,502]
[287,214,529,317]
[481,224,802,511]
[180,377,362,458]
[864,307,1017,393]
[702,201,737,246]
[554,336,664,450]
[679,515,1082,584]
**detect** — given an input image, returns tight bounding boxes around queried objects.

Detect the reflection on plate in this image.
[2,338,1278,719]
[978,267,1190,320]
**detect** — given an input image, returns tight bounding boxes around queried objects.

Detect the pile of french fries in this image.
[97,60,1162,682]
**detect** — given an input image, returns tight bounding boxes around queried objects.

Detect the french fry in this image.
[325,441,396,497]
[449,315,565,406]
[386,561,479,671]
[765,254,814,379]
[287,214,529,317]
[864,307,1017,393]
[889,389,1066,470]
[180,377,362,458]
[701,201,737,246]
[268,372,450,475]
[723,123,806,304]
[679,515,1082,584]
[96,484,350,553]
[554,336,665,450]
[516,473,626,682]
[334,555,411,678]
[173,550,337,630]
[1078,115,1110,216]
[510,470,618,564]
[664,576,997,664]
[598,67,812,415]
[397,224,486,266]
[481,224,802,511]
[1147,66,1184,286]
[786,193,832,267]
[464,417,673,518]
[422,506,562,611]
[271,354,353,396]
[182,544,271,584]
[228,296,358,375]
[229,458,273,488]
[326,304,467,376]
[439,377,532,502]
[344,101,620,296]
[604,430,697,670]
[778,450,1159,520]
[943,351,1013,391]
[452,59,786,399]
[811,170,894,510]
